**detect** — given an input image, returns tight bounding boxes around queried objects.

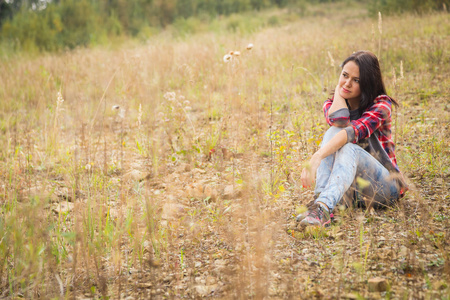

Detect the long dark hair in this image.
[341,51,398,114]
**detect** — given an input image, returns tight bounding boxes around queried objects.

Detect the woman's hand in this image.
[301,129,348,188]
[334,84,341,100]
[328,84,348,115]
[301,153,322,188]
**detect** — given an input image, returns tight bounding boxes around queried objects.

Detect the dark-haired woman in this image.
[297,50,407,226]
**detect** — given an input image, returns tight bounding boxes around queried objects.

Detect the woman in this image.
[297,50,407,226]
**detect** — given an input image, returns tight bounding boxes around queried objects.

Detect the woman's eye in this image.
[354,79,359,83]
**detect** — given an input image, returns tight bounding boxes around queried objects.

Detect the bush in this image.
[1,0,99,51]
[368,0,450,15]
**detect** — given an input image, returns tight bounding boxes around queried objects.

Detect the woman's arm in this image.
[301,128,347,187]
[349,96,392,143]
[324,85,350,128]
[328,85,348,115]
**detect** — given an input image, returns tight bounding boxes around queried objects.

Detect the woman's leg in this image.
[314,126,341,196]
[316,142,400,212]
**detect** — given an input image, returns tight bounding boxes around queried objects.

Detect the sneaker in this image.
[297,204,332,227]
[295,199,316,222]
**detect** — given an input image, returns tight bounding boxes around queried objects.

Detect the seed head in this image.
[223,54,232,63]
[378,12,382,35]
[392,67,397,87]
[246,43,254,50]
[57,91,64,105]
[112,105,120,110]
[327,51,335,67]
[400,61,404,79]
[234,51,241,56]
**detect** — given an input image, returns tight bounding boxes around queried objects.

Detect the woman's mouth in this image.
[342,87,351,93]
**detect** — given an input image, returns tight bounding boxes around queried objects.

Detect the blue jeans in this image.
[315,126,400,212]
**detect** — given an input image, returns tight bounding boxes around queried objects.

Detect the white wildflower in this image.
[137,103,142,130]
[223,54,232,63]
[163,91,176,102]
[246,43,254,50]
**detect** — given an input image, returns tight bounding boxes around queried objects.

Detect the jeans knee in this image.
[339,142,358,154]
[322,126,346,146]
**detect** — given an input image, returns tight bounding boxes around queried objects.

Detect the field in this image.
[0,2,449,299]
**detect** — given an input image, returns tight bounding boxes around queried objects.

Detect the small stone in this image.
[400,246,409,257]
[137,282,152,289]
[193,168,206,174]
[203,185,218,201]
[177,163,191,172]
[161,203,187,220]
[222,185,241,199]
[52,202,74,214]
[206,276,217,285]
[214,259,227,270]
[123,169,151,182]
[368,277,389,292]
[195,284,218,296]
[188,183,204,199]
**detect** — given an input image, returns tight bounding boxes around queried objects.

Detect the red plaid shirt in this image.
[323,95,399,172]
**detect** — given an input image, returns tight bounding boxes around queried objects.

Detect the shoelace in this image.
[308,205,327,221]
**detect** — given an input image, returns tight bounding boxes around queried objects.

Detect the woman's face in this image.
[338,60,361,103]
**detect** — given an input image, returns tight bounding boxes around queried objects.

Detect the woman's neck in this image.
[347,98,360,110]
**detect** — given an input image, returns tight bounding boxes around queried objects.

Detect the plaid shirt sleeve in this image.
[349,96,392,143]
[323,97,350,127]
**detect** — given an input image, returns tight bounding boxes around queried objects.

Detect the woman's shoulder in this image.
[373,95,392,104]
[364,95,393,116]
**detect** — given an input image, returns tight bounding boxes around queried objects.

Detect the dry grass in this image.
[0,3,449,299]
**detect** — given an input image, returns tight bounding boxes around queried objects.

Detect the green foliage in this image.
[368,0,450,15]
[1,0,448,53]
[1,0,99,51]
[0,0,325,52]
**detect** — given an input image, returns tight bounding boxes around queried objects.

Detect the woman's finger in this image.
[301,168,310,188]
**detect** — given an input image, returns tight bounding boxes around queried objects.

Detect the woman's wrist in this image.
[311,151,323,162]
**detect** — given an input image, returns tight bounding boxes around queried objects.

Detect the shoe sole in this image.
[299,218,331,227]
